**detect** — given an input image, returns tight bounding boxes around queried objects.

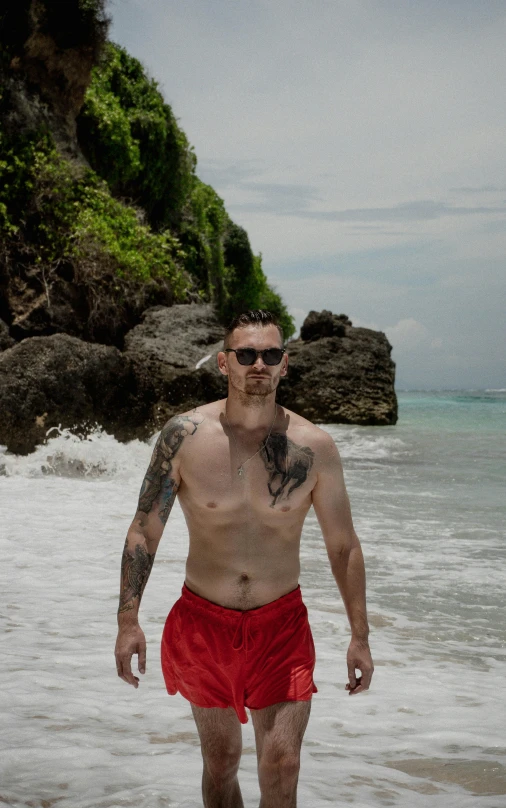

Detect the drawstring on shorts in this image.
[232,612,253,656]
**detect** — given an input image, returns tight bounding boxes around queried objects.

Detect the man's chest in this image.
[180,430,317,512]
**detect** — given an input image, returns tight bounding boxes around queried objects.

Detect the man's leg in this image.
[250,699,312,808]
[191,703,244,808]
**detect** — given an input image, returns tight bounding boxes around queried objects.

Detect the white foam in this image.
[319,424,409,462]
[0,425,157,479]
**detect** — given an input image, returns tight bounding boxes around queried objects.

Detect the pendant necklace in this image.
[224,402,277,478]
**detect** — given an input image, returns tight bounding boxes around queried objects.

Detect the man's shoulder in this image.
[280,408,342,480]
[155,402,224,465]
[159,400,224,436]
[280,406,337,452]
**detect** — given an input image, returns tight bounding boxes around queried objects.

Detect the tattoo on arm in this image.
[137,413,200,524]
[261,433,315,507]
[118,539,155,614]
[118,412,201,615]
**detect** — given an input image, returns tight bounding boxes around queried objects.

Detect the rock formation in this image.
[278,311,397,425]
[0,333,150,455]
[123,303,227,430]
[0,305,397,455]
[123,305,397,429]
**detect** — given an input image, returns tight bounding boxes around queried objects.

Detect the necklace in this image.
[224,402,277,478]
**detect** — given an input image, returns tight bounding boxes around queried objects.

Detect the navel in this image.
[206,502,217,509]
[240,573,250,582]
[280,506,291,512]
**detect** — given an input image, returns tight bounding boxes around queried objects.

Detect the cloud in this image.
[197,159,263,189]
[450,186,506,194]
[385,318,431,353]
[294,200,506,222]
[198,160,322,213]
[229,198,506,222]
[199,161,506,224]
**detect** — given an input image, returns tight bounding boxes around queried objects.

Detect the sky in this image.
[109,0,506,389]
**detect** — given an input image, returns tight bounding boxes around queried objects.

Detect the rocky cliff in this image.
[0,0,294,350]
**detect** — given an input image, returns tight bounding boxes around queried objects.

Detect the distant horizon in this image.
[394,386,506,392]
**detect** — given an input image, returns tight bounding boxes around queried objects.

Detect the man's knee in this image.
[202,745,242,786]
[258,751,300,785]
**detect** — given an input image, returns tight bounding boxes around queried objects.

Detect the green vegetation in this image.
[0,124,189,292]
[77,42,195,229]
[0,30,294,338]
[77,41,294,336]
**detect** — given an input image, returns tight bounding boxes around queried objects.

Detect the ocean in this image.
[1,390,505,807]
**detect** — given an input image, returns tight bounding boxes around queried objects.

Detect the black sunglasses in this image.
[224,347,286,366]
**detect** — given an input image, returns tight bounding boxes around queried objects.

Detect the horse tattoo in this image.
[261,433,315,507]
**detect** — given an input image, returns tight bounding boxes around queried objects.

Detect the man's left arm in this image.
[311,431,374,695]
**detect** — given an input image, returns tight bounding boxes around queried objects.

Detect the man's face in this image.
[218,324,288,399]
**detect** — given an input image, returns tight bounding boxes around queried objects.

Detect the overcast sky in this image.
[110,0,506,389]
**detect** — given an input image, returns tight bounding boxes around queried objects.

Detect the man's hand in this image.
[115,623,147,688]
[345,637,374,695]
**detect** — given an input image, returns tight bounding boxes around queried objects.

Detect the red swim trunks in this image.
[161,582,318,724]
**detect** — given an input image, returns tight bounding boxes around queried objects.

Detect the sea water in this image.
[1,391,505,807]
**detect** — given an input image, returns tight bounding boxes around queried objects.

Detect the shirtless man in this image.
[115,309,373,808]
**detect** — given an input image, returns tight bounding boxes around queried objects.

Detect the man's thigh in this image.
[191,703,243,762]
[250,699,312,763]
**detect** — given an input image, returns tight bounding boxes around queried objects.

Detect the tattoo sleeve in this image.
[118,413,201,616]
[137,414,200,523]
[118,539,155,614]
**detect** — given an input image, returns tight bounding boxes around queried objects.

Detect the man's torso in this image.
[173,400,325,610]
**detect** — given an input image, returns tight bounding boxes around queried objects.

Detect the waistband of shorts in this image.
[180,581,304,622]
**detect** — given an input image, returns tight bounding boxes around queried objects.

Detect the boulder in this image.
[300,309,352,341]
[123,303,227,429]
[0,304,397,455]
[0,334,151,455]
[277,316,397,425]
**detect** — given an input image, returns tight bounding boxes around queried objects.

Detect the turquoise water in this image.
[397,389,506,433]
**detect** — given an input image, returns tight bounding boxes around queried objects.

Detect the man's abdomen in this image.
[184,538,301,610]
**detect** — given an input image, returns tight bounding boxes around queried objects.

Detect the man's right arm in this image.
[115,413,200,687]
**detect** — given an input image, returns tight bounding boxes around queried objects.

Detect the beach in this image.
[1,390,505,807]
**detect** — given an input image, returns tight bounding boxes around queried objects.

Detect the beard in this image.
[228,368,279,406]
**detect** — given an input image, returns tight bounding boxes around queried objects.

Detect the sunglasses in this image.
[224,348,286,366]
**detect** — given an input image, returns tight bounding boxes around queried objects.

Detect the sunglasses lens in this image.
[263,349,284,365]
[235,349,257,365]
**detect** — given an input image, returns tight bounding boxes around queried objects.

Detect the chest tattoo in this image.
[260,433,315,507]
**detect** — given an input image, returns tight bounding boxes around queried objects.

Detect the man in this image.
[115,309,373,808]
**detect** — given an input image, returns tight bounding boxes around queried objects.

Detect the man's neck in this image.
[225,389,277,431]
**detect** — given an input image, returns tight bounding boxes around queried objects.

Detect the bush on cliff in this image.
[77,42,195,230]
[0,118,191,340]
[0,124,189,290]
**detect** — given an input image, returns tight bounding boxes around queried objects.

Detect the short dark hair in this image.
[224,310,284,347]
